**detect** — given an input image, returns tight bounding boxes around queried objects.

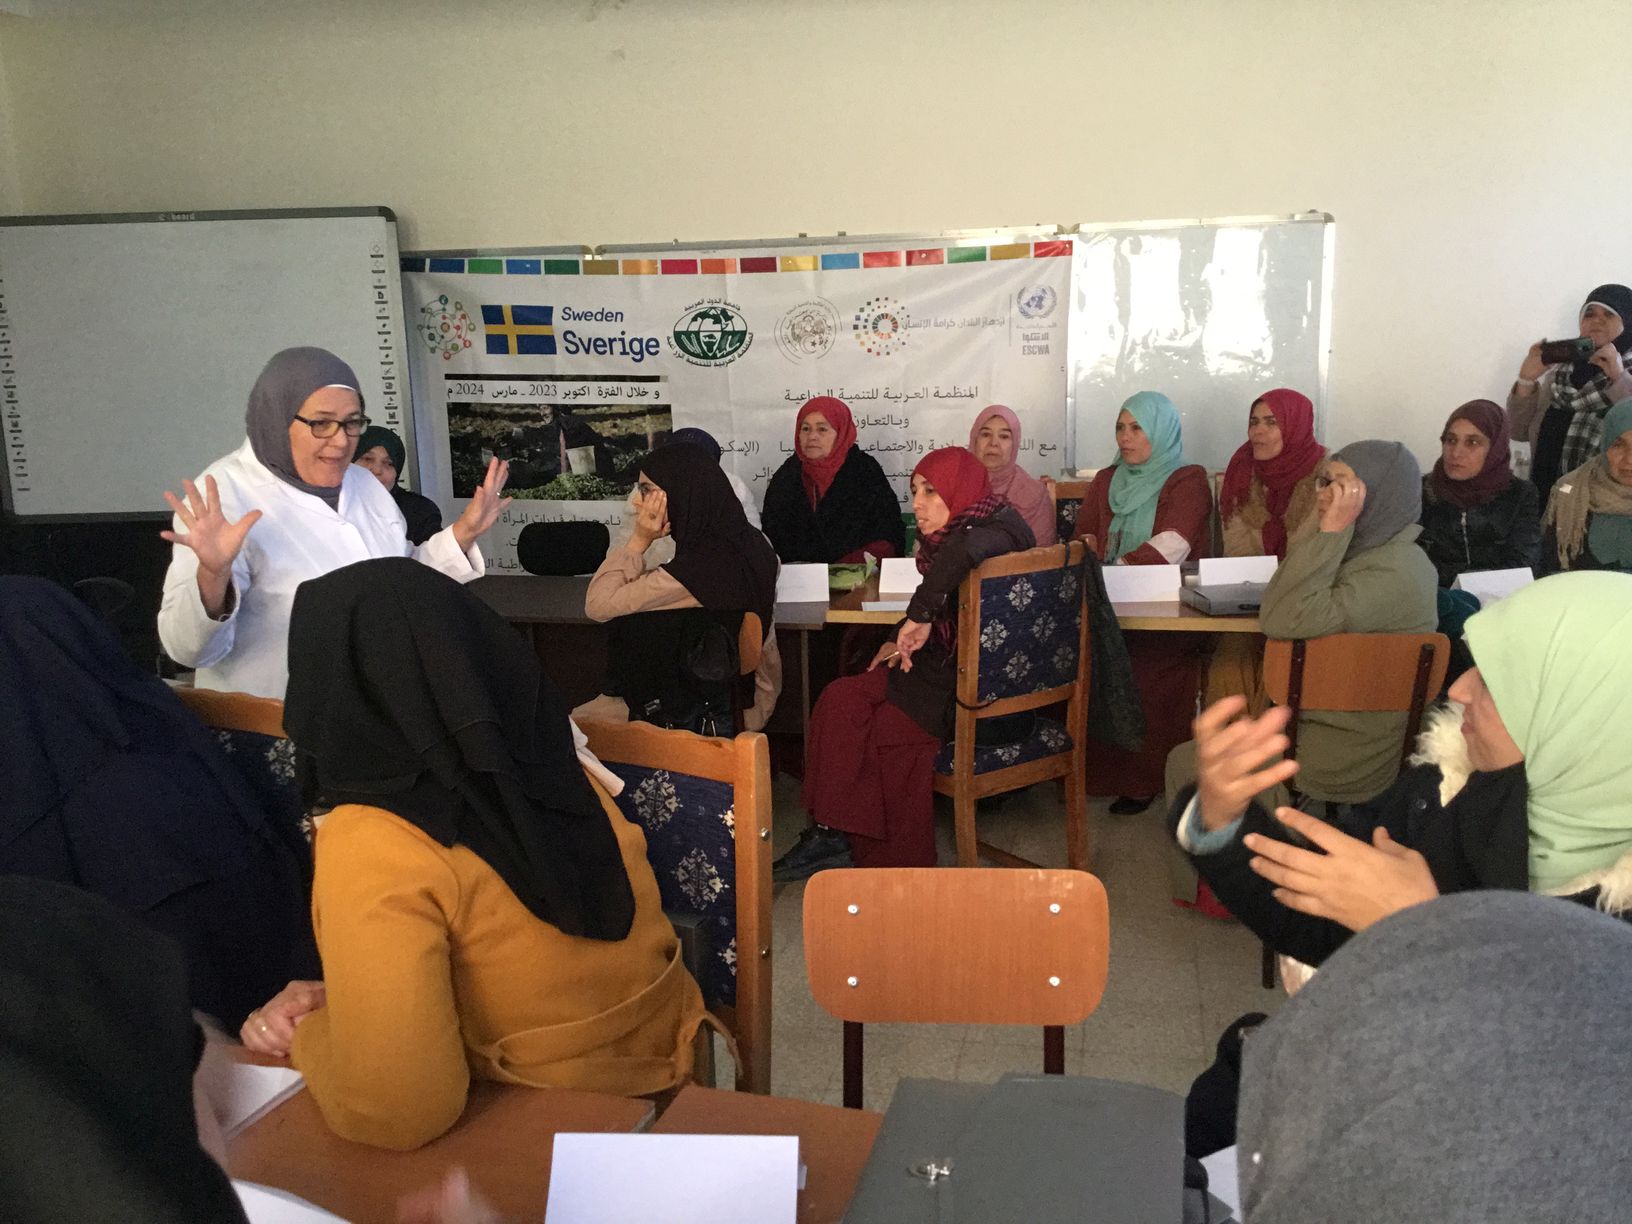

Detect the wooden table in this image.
[227,1067,653,1224]
[651,1085,883,1224]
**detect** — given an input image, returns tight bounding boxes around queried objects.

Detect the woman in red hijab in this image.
[760,396,907,563]
[1418,399,1541,588]
[1218,389,1326,560]
[773,448,1034,879]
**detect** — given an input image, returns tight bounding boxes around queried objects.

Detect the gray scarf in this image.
[1238,891,1632,1223]
[1332,439,1421,555]
[245,347,363,511]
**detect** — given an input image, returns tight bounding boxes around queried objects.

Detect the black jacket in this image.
[761,446,907,563]
[391,485,444,546]
[1416,477,1541,589]
[885,505,1034,738]
[1172,712,1632,967]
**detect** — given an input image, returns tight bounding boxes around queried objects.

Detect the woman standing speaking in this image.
[158,347,509,697]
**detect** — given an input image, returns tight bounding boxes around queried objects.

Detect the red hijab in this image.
[912,448,1002,575]
[795,396,857,506]
[1429,399,1513,509]
[1218,388,1325,559]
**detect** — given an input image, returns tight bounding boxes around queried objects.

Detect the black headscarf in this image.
[285,557,635,940]
[642,443,778,637]
[666,427,723,462]
[245,346,363,510]
[1238,891,1632,1222]
[1568,283,1632,388]
[353,423,405,473]
[0,576,285,906]
[0,876,249,1223]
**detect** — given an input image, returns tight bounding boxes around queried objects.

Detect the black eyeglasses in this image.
[292,414,370,439]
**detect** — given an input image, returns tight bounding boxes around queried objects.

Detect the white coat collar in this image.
[227,438,381,522]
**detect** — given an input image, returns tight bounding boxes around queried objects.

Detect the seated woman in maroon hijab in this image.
[760,396,906,563]
[773,448,1034,879]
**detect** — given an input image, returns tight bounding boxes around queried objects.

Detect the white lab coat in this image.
[158,440,484,698]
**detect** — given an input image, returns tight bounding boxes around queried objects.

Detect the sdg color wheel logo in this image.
[853,295,908,357]
[776,299,840,364]
[669,300,754,367]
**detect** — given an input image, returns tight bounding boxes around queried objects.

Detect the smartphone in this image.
[1540,337,1596,364]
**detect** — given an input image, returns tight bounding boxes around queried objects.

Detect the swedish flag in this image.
[481,304,556,356]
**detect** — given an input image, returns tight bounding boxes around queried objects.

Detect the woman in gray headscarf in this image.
[1255,440,1439,808]
[1236,890,1632,1222]
[158,347,509,698]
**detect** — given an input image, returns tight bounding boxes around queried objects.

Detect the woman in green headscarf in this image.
[1073,391,1212,811]
[1540,397,1632,575]
[1174,569,1632,971]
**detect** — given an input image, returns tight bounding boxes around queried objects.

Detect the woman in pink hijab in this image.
[967,405,1057,546]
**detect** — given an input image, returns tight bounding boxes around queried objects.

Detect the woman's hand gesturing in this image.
[161,476,261,617]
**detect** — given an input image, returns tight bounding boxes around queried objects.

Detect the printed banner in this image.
[403,243,1071,571]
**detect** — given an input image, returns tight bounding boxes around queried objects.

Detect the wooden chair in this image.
[1255,632,1451,987]
[578,720,774,1094]
[172,686,288,737]
[803,867,1110,1109]
[732,612,763,734]
[172,687,307,842]
[1048,478,1092,545]
[931,542,1092,871]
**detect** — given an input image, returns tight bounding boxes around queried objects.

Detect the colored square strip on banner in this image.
[1033,240,1073,258]
[740,256,778,273]
[583,260,619,275]
[906,248,944,266]
[700,258,736,274]
[480,304,556,355]
[427,257,465,273]
[504,259,542,275]
[862,250,903,268]
[989,243,1030,260]
[661,259,699,275]
[821,252,861,270]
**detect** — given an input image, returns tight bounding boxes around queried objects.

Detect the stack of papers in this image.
[546,1133,799,1224]
[199,1060,306,1139]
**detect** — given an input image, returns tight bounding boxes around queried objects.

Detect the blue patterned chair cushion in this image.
[211,728,307,836]
[934,715,1072,775]
[604,762,738,1008]
[974,563,1084,702]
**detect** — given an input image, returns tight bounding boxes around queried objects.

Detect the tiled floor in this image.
[736,776,1281,1110]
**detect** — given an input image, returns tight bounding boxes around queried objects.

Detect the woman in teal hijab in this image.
[1540,397,1632,575]
[1074,391,1213,810]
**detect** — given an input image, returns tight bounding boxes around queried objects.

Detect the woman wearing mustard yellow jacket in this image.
[238,557,704,1150]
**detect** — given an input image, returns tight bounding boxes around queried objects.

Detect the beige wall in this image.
[3,0,1629,459]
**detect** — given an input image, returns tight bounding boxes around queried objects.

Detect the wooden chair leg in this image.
[953,780,979,868]
[1043,1026,1066,1075]
[843,1021,864,1109]
[1064,772,1089,872]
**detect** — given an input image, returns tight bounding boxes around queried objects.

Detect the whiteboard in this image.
[0,209,410,519]
[1067,214,1333,473]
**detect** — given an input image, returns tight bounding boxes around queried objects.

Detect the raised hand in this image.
[1518,340,1547,383]
[629,486,669,551]
[1590,342,1626,384]
[1318,474,1367,534]
[1244,809,1438,932]
[161,476,261,616]
[452,457,512,554]
[1193,696,1300,830]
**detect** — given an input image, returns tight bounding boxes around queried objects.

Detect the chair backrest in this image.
[578,720,773,1094]
[172,687,304,835]
[1049,478,1092,545]
[515,520,612,576]
[803,867,1109,1026]
[954,541,1090,714]
[1263,633,1451,766]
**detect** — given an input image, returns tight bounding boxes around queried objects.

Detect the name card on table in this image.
[546,1133,799,1224]
[232,1182,345,1223]
[878,556,923,596]
[776,563,830,605]
[1199,555,1278,585]
[1103,564,1183,603]
[1453,567,1535,607]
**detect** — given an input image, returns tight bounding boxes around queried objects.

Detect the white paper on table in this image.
[199,1060,305,1139]
[545,1133,798,1224]
[232,1181,347,1223]
[1199,555,1278,585]
[1102,563,1182,603]
[775,563,830,604]
[1453,567,1534,607]
[878,556,923,596]
[1200,1146,1242,1219]
[860,599,911,613]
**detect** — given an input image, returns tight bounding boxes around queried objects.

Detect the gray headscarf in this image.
[1237,891,1632,1223]
[245,347,363,510]
[1331,439,1421,555]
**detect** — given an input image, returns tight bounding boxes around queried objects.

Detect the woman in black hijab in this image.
[241,558,704,1150]
[585,442,781,733]
[0,575,314,1030]
[0,877,249,1224]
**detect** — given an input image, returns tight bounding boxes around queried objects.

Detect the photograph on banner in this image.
[405,248,1071,571]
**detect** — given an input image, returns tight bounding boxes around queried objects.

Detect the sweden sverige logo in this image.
[481,304,557,356]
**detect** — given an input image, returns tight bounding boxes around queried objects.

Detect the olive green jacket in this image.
[1260,525,1439,803]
